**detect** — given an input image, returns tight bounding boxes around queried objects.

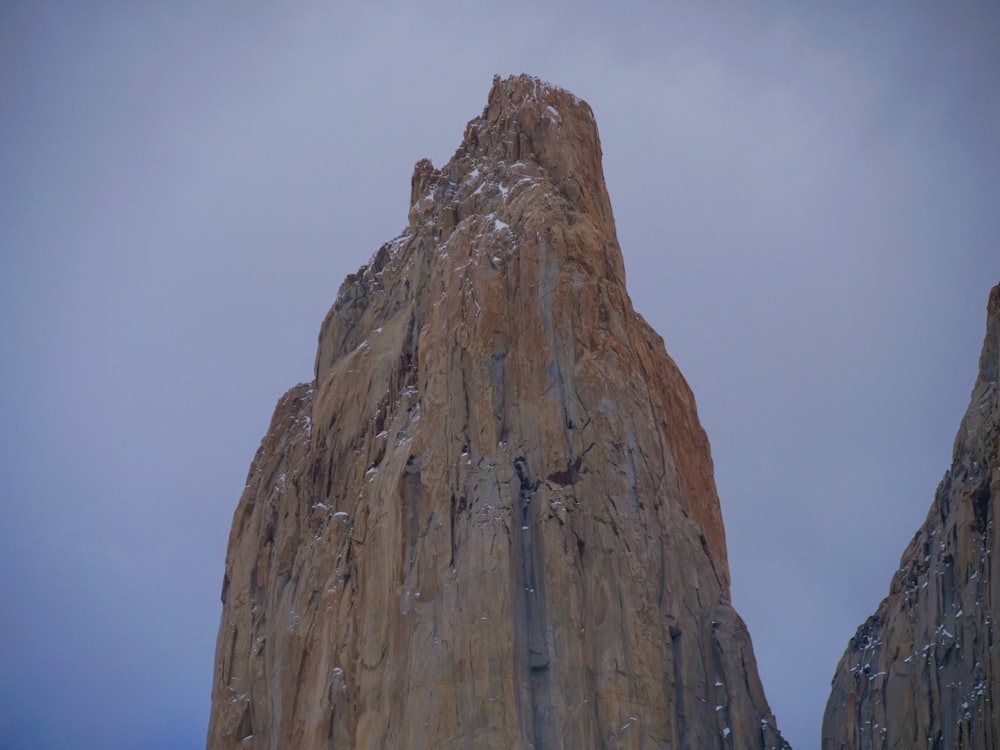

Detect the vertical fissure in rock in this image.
[225,622,239,683]
[513,456,551,748]
[401,454,422,611]
[709,628,730,737]
[669,625,687,748]
[449,493,458,572]
[624,430,641,511]
[656,538,666,609]
[489,327,509,444]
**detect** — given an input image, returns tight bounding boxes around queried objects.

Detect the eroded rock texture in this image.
[207,74,788,750]
[823,283,1000,750]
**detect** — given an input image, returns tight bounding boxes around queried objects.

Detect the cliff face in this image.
[823,283,1000,750]
[207,74,787,750]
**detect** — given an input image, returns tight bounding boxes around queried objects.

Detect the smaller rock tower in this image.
[823,282,1000,749]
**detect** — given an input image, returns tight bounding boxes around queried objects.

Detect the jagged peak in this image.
[478,72,595,134]
[408,73,613,237]
[488,73,589,107]
[978,281,999,385]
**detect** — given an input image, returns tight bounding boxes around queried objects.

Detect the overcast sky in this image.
[1,3,998,748]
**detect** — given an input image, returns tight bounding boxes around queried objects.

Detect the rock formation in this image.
[823,282,1000,749]
[207,73,788,750]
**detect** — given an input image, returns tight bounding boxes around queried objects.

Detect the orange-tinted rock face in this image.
[207,74,788,750]
[823,283,1000,750]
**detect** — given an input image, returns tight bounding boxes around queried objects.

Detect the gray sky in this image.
[1,3,997,748]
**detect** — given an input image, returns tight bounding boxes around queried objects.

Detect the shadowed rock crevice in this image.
[511,455,553,748]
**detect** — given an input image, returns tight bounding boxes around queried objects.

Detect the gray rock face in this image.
[207,74,788,750]
[823,282,1000,749]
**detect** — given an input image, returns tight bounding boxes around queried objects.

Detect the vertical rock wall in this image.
[207,74,788,750]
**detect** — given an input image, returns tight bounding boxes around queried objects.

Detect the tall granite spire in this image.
[823,282,1000,749]
[207,74,788,750]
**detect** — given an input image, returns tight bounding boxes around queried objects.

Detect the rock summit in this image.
[207,74,788,750]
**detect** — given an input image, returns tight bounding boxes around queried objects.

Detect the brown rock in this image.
[823,283,1000,749]
[207,73,788,750]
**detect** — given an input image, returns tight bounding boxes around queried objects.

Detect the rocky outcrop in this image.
[207,74,788,750]
[823,283,1000,749]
